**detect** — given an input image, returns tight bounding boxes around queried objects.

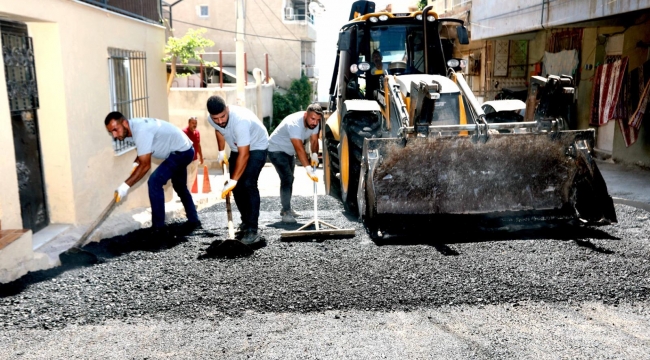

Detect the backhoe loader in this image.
[323,1,616,237]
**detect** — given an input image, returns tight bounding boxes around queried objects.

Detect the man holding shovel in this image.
[104,112,200,234]
[206,95,268,245]
[267,103,322,224]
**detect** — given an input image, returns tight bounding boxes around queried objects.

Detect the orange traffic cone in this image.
[191,171,199,193]
[202,165,212,193]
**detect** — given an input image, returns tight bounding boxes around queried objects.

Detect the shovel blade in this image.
[201,239,254,259]
[59,247,100,266]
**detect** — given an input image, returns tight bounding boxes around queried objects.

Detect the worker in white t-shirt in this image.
[267,104,322,224]
[206,95,269,246]
[104,112,200,235]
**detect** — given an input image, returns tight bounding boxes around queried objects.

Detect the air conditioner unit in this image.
[284,7,294,20]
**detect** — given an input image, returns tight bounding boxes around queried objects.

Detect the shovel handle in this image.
[313,165,319,231]
[224,163,235,239]
[72,195,118,248]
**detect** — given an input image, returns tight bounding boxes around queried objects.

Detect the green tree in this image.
[162,28,215,94]
[417,0,428,10]
[270,74,313,133]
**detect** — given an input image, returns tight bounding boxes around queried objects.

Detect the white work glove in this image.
[306,167,318,182]
[115,182,130,203]
[217,150,229,167]
[310,153,319,167]
[221,179,237,199]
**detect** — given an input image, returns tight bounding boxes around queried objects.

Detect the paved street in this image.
[4,0,650,358]
[1,164,649,359]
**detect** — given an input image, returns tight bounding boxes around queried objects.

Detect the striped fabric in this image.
[589,57,629,126]
[629,81,650,130]
[619,59,650,147]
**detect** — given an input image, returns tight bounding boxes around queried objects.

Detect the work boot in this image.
[281,212,297,224]
[280,209,302,218]
[235,223,248,239]
[184,220,202,232]
[288,209,301,218]
[240,229,263,246]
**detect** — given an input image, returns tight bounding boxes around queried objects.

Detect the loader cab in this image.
[357,25,427,75]
[333,14,469,107]
[330,6,472,123]
[342,23,429,103]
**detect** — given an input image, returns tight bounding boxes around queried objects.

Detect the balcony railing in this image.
[301,65,318,78]
[79,0,161,24]
[294,13,315,25]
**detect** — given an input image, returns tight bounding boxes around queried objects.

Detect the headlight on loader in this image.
[358,62,371,72]
[447,59,460,68]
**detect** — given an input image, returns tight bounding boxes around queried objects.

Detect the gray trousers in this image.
[268,151,295,213]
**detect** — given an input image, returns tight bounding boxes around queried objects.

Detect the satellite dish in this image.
[309,1,325,16]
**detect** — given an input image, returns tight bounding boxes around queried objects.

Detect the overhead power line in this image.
[173,19,302,42]
[250,0,302,61]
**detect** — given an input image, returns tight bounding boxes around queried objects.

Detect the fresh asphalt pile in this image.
[0,197,649,331]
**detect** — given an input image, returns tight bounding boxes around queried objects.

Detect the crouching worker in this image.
[268,103,322,224]
[206,95,269,245]
[104,112,200,234]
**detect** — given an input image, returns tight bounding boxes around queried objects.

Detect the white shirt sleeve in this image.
[233,120,251,148]
[287,121,303,140]
[134,129,154,156]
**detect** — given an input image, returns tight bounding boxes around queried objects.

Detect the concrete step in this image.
[0,229,50,284]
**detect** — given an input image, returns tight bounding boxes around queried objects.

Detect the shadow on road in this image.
[572,238,615,254]
[370,222,619,256]
[82,223,193,257]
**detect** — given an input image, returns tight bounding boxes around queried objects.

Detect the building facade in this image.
[0,0,169,234]
[430,0,650,167]
[164,0,318,90]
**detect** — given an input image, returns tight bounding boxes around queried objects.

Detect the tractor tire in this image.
[361,169,381,240]
[339,126,360,214]
[339,114,377,215]
[324,124,341,199]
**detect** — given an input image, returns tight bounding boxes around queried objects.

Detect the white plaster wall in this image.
[28,23,76,224]
[0,51,22,229]
[0,0,169,226]
[0,232,32,273]
[472,0,650,40]
[0,230,50,284]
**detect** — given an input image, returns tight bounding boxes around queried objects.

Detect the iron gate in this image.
[1,20,49,232]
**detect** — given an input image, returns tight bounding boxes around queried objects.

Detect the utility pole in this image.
[236,0,246,106]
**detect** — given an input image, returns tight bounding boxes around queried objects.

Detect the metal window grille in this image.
[108,48,149,155]
[2,32,39,113]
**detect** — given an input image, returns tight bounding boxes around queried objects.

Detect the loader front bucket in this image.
[361,130,616,225]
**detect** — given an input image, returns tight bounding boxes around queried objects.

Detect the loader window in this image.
[431,93,461,126]
[369,27,406,64]
[362,25,424,75]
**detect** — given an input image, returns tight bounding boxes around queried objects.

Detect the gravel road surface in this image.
[1,187,649,358]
